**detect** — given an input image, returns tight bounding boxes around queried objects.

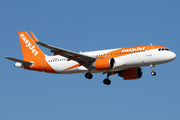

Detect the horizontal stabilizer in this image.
[4,57,33,66]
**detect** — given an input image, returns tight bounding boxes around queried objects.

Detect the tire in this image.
[151,71,156,76]
[85,73,93,79]
[103,79,111,85]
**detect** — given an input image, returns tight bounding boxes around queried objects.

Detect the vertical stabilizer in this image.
[18,31,45,61]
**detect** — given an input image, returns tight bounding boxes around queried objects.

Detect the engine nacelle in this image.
[113,58,126,69]
[93,58,115,70]
[119,67,142,80]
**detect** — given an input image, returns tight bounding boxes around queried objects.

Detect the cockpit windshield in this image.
[158,48,169,51]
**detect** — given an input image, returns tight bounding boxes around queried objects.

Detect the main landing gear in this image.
[85,72,93,79]
[150,64,156,76]
[85,72,112,85]
[103,72,111,85]
[103,78,111,85]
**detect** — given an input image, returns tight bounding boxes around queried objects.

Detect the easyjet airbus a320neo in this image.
[5,31,176,85]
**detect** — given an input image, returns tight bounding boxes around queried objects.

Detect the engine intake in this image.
[93,58,115,70]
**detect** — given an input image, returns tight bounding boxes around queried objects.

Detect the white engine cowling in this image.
[113,58,126,69]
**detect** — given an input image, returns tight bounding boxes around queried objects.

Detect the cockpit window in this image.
[158,48,169,51]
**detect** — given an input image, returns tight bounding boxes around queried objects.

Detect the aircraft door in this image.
[41,57,46,68]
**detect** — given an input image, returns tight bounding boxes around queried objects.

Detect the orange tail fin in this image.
[18,31,45,61]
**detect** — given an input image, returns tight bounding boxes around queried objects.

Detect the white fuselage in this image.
[45,47,176,74]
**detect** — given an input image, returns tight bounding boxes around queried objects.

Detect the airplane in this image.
[4,31,176,85]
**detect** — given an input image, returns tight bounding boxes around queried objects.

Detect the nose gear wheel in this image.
[150,64,156,76]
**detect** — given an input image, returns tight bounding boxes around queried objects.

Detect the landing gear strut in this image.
[85,73,93,79]
[150,64,156,76]
[103,72,111,85]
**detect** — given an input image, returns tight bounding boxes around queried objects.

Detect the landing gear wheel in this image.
[103,79,111,85]
[151,71,156,76]
[85,73,93,79]
[150,64,156,76]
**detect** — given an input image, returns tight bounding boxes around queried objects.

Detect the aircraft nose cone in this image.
[169,52,176,61]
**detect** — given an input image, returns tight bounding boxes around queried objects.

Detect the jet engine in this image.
[93,58,115,70]
[118,67,142,80]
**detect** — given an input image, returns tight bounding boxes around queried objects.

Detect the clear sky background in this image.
[0,0,180,120]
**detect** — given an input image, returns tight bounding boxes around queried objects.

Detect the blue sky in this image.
[0,0,180,120]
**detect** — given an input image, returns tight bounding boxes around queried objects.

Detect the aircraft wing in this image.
[30,31,95,68]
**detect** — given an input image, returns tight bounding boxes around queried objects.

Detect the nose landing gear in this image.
[151,71,156,76]
[150,64,156,76]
